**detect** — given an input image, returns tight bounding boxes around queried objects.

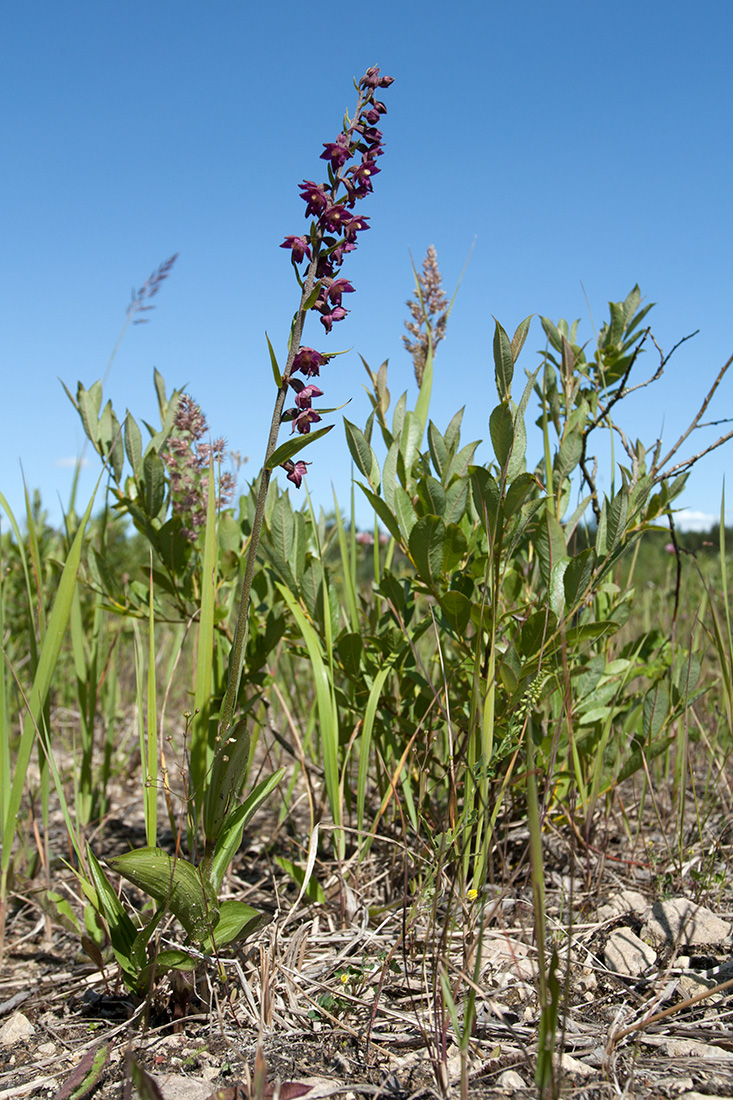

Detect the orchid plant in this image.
[72,65,394,997]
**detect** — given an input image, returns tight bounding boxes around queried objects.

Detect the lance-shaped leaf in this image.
[267,424,334,469]
[344,418,380,491]
[493,319,514,401]
[489,403,514,470]
[203,718,251,844]
[209,769,286,893]
[409,515,446,586]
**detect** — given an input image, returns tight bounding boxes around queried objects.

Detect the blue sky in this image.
[2,1,732,533]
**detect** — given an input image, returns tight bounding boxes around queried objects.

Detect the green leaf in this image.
[77,381,103,447]
[209,769,286,894]
[443,477,469,526]
[470,467,502,538]
[493,320,514,401]
[382,440,398,511]
[409,515,446,586]
[266,333,282,387]
[428,421,449,479]
[394,485,417,545]
[549,558,570,619]
[142,450,166,518]
[564,549,594,608]
[124,413,143,482]
[202,900,263,952]
[203,718,251,845]
[344,418,379,491]
[108,848,219,945]
[510,315,533,362]
[422,476,446,516]
[643,681,669,740]
[504,472,536,518]
[438,590,472,635]
[356,481,401,543]
[555,429,583,485]
[489,403,514,469]
[267,424,334,470]
[84,846,138,977]
[400,410,423,478]
[392,391,407,440]
[442,522,467,572]
[536,510,566,588]
[520,610,557,658]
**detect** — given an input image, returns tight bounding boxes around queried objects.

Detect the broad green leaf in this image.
[564,549,594,608]
[438,590,472,635]
[504,472,536,518]
[109,848,219,945]
[392,391,407,440]
[555,429,583,485]
[489,403,514,469]
[409,515,446,586]
[444,407,464,452]
[268,493,294,566]
[520,610,558,658]
[443,477,469,526]
[202,899,263,952]
[442,522,467,572]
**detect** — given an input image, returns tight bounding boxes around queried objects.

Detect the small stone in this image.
[604,927,656,976]
[497,1068,525,1090]
[596,889,650,923]
[37,1041,56,1055]
[0,1010,35,1045]
[644,898,732,946]
[557,1051,596,1078]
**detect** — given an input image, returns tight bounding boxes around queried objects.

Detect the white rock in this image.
[556,1051,596,1078]
[604,927,656,976]
[496,1068,525,1090]
[596,889,650,922]
[644,898,732,946]
[0,1010,35,1045]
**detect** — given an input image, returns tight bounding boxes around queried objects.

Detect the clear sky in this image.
[2,1,732,533]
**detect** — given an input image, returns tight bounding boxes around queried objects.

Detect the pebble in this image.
[604,927,656,976]
[0,1010,35,1045]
